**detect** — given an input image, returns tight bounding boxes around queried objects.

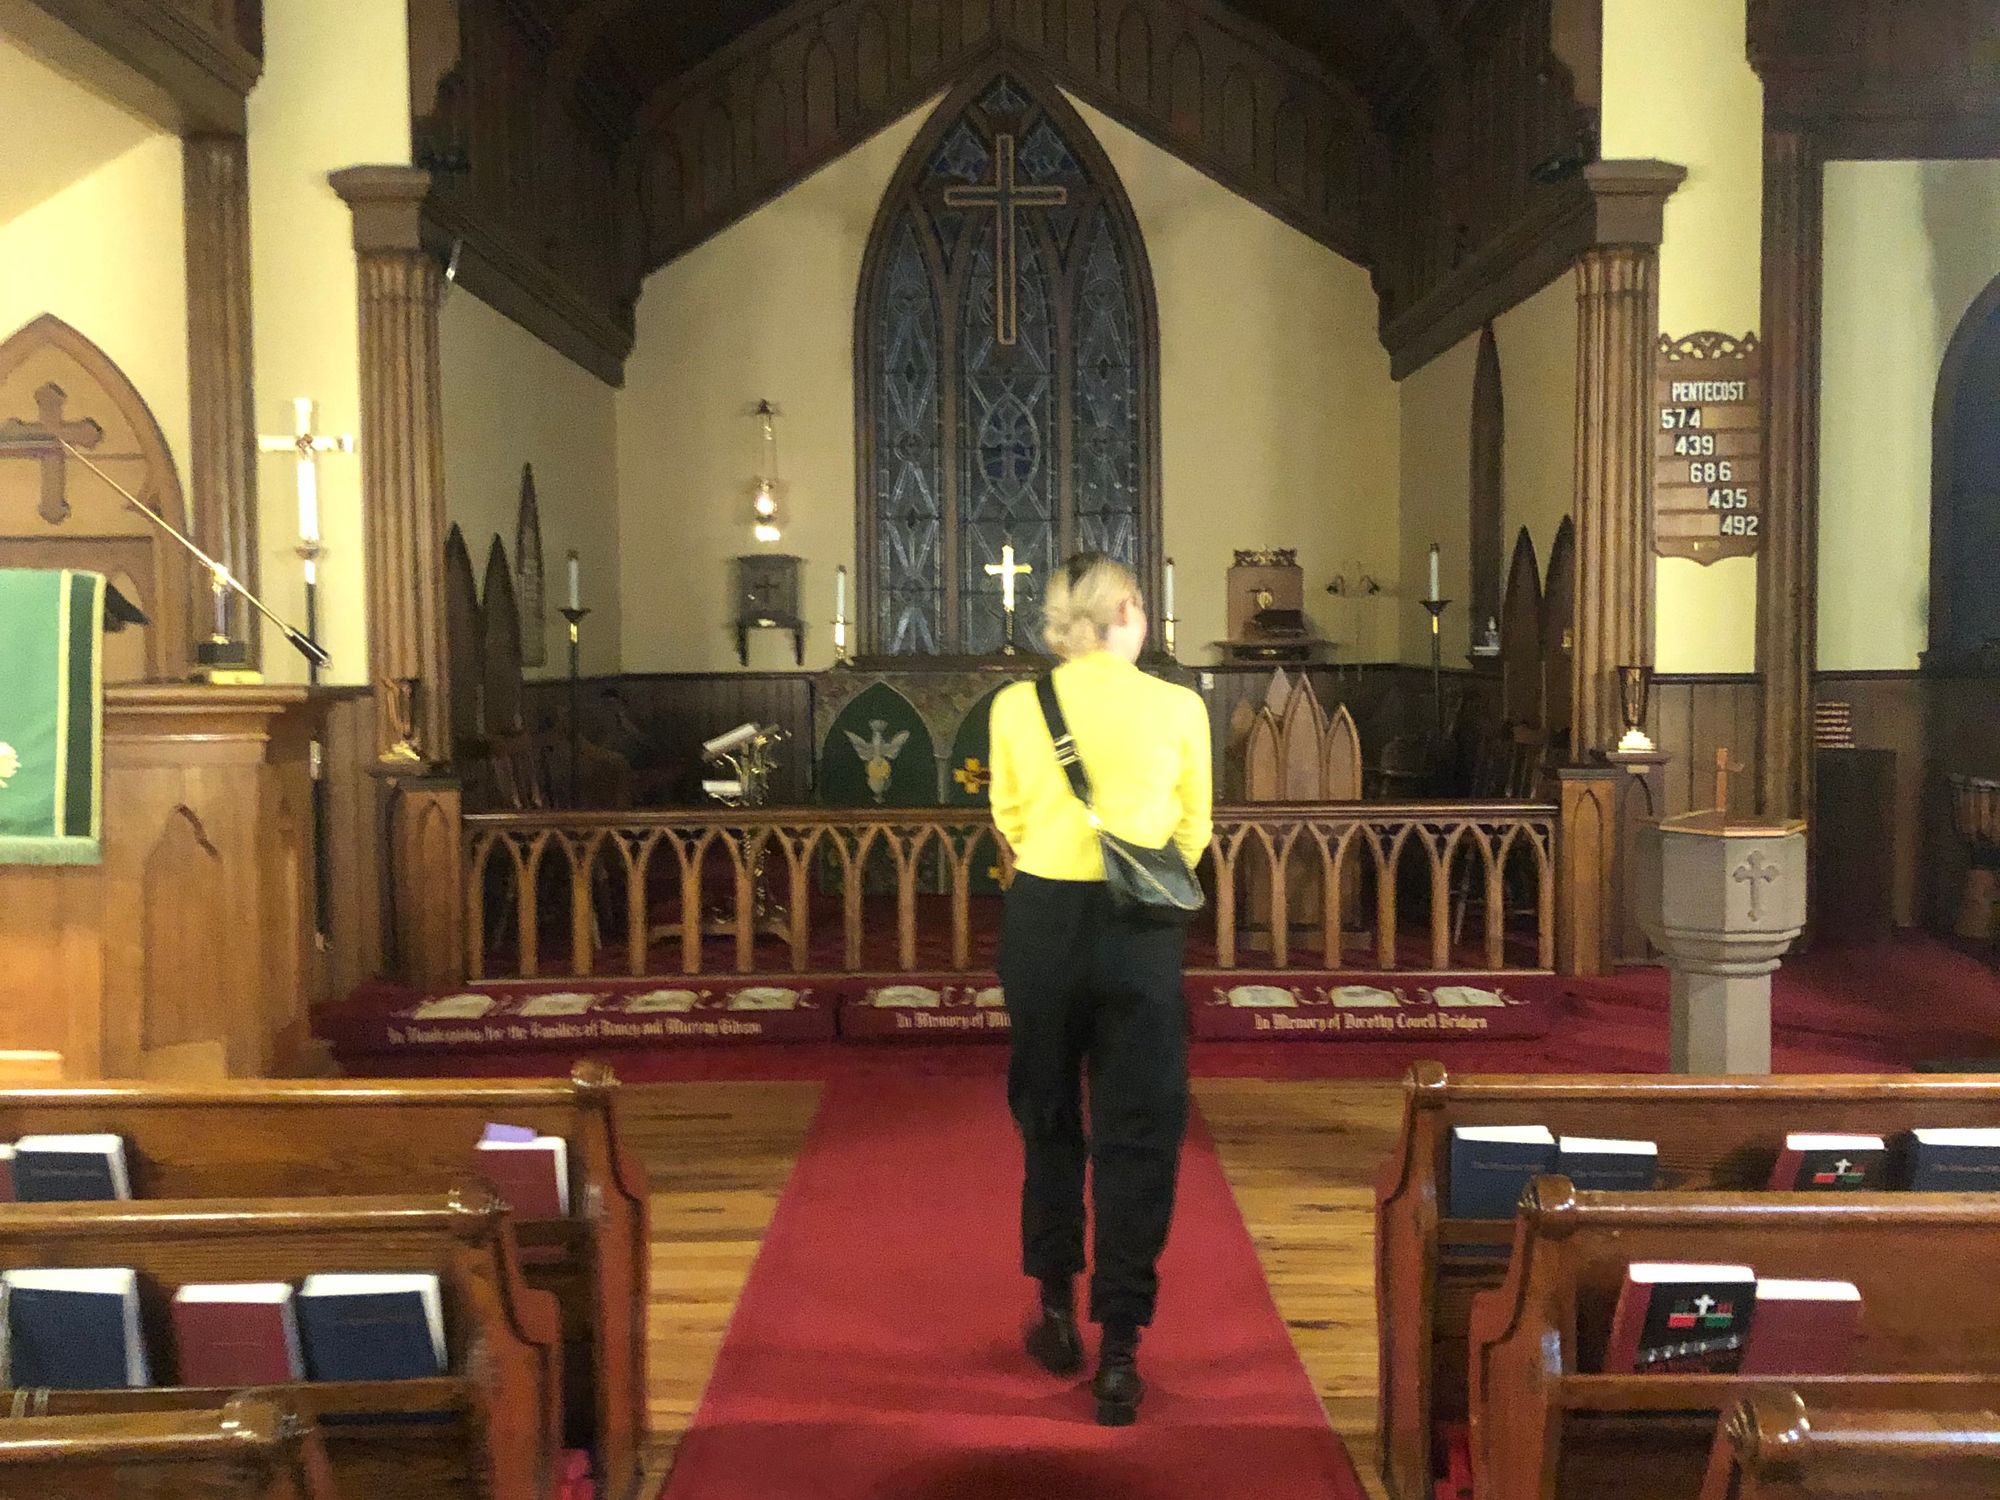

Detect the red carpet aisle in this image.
[661,1076,1367,1500]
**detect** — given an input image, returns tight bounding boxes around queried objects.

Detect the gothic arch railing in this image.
[460,801,1557,983]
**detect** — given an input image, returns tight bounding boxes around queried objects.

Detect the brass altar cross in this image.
[985,540,1033,655]
[0,382,104,524]
[944,134,1069,346]
[1713,746,1745,814]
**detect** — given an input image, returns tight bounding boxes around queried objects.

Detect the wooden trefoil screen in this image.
[857,69,1161,656]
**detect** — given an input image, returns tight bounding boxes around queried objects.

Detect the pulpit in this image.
[0,685,324,1079]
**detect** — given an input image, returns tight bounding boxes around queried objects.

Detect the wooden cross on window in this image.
[944,134,1068,346]
[0,383,104,524]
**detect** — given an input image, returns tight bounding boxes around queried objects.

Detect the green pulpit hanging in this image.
[0,568,104,865]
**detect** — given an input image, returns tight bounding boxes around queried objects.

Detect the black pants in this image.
[999,873,1189,1331]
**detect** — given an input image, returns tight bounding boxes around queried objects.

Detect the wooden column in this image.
[328,167,451,766]
[183,132,259,656]
[1756,130,1824,821]
[1569,162,1685,761]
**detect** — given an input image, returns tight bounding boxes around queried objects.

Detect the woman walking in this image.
[987,552,1213,1426]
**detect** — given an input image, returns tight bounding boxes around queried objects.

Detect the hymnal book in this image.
[1768,1133,1887,1190]
[2,1268,150,1387]
[1438,1422,1473,1500]
[13,1134,130,1201]
[0,1144,16,1203]
[171,1283,304,1386]
[1602,1263,1757,1374]
[1738,1279,1862,1375]
[298,1273,447,1381]
[1554,1136,1659,1192]
[1902,1128,2000,1190]
[1446,1125,1556,1219]
[475,1130,571,1218]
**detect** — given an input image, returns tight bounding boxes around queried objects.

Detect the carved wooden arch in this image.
[514,463,546,669]
[481,535,526,740]
[443,524,482,754]
[1469,323,1505,636]
[1930,269,2000,667]
[1500,526,1544,729]
[853,56,1163,654]
[1540,516,1576,757]
[0,314,192,679]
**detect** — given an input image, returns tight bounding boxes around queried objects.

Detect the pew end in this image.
[0,1392,338,1500]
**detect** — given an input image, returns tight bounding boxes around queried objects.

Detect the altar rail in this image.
[452,801,1562,983]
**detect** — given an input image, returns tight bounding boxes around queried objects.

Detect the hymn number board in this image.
[1654,332,1763,563]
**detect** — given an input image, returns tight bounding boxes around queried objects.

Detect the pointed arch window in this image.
[857,69,1161,656]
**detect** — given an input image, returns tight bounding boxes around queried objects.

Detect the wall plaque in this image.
[1654,332,1763,563]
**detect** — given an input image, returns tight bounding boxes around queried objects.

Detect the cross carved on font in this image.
[944,134,1069,347]
[0,382,104,524]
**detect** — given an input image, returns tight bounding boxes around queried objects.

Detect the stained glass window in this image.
[860,73,1156,656]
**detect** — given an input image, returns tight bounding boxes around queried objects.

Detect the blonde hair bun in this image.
[1042,551,1143,658]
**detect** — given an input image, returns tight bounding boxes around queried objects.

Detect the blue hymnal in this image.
[3,1267,151,1388]
[13,1135,130,1202]
[1447,1124,1557,1219]
[1904,1128,2000,1190]
[297,1274,447,1381]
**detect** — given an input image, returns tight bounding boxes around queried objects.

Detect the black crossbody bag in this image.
[1033,675,1205,922]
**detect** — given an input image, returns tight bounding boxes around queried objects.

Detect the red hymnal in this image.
[171,1283,303,1386]
[1738,1279,1862,1375]
[0,1145,16,1203]
[1602,1263,1757,1374]
[475,1131,569,1219]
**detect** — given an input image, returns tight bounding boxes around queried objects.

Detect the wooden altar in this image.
[0,685,324,1079]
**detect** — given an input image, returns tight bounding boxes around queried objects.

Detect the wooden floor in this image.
[625,1075,1402,1498]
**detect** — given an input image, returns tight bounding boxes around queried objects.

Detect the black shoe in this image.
[1092,1330,1144,1426]
[1024,1291,1084,1377]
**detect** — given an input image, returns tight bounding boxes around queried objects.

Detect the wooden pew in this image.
[1699,1388,2000,1500]
[1467,1179,2000,1500]
[1373,1063,2000,1500]
[0,1187,560,1500]
[0,1063,646,1500]
[0,1393,339,1500]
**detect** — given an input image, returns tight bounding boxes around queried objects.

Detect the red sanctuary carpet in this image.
[344,935,2000,1082]
[659,1075,1367,1500]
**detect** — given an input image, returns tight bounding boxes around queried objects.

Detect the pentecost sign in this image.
[1655,332,1763,564]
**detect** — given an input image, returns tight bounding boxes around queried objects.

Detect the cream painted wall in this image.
[0,134,190,515]
[247,0,411,686]
[1496,274,1579,609]
[440,289,622,676]
[1602,0,1763,673]
[0,34,153,227]
[1089,101,1400,668]
[1399,336,1476,664]
[618,92,1401,674]
[1392,275,1577,663]
[1820,159,2000,671]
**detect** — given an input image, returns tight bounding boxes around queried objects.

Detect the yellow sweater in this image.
[988,652,1213,882]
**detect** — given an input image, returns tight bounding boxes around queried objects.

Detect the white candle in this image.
[567,551,581,610]
[1427,543,1440,602]
[1164,558,1176,619]
[836,564,848,618]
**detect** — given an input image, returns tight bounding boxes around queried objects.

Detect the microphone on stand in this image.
[57,435,330,671]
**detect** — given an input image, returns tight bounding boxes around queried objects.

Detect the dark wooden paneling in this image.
[635,0,1380,279]
[524,672,818,806]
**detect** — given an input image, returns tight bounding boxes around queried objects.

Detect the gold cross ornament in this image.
[944,134,1069,346]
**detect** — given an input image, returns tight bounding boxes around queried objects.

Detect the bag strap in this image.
[1034,674,1095,813]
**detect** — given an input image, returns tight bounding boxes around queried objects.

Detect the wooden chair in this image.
[1373,1063,2000,1500]
[1699,1388,2000,1499]
[1469,1179,2000,1500]
[0,1393,340,1500]
[0,1064,646,1500]
[0,1188,559,1500]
